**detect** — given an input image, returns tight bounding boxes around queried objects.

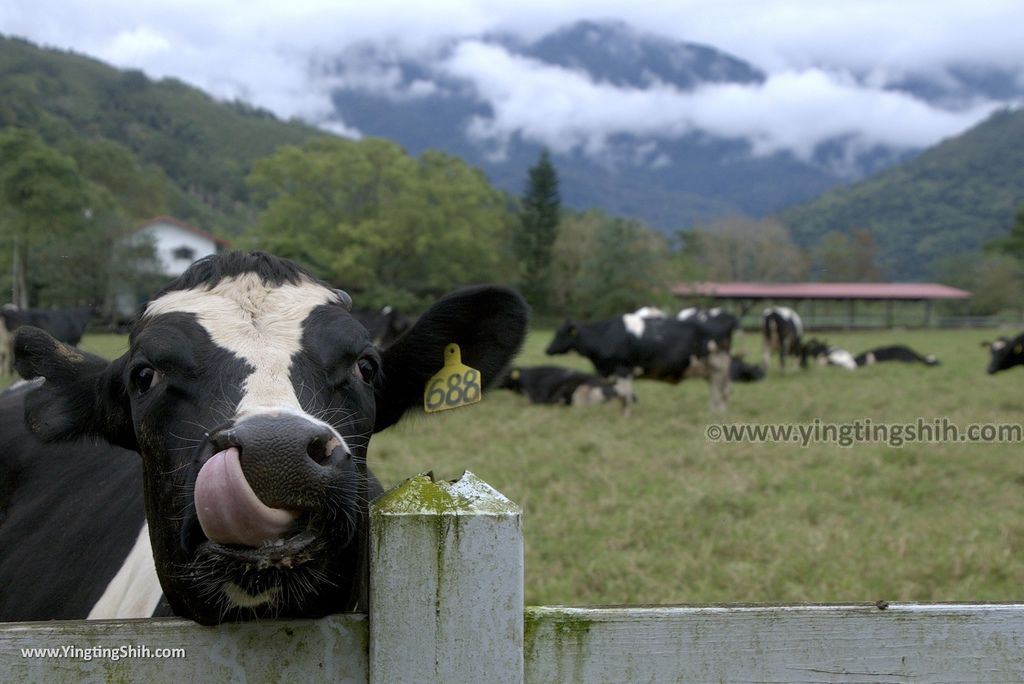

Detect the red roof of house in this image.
[136,216,230,247]
[671,281,972,300]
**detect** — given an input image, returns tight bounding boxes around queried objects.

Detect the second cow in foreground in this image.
[545,310,737,412]
[0,305,92,376]
[0,251,528,624]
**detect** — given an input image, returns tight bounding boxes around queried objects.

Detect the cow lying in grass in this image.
[500,365,634,409]
[854,345,939,367]
[803,340,938,370]
[800,339,857,370]
[983,335,1024,374]
[0,251,527,624]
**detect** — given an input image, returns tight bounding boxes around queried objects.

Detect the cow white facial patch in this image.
[144,273,342,423]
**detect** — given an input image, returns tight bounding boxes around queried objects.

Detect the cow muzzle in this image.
[195,414,349,547]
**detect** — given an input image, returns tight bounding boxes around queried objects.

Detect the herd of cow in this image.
[502,304,944,414]
[0,250,1021,626]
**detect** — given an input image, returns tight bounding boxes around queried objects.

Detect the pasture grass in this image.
[6,327,1024,607]
[372,326,1024,606]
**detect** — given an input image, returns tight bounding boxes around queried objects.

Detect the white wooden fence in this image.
[3,471,1024,683]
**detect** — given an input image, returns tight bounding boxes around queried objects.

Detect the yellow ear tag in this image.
[424,343,483,413]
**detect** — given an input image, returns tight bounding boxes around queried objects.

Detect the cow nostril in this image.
[306,435,331,465]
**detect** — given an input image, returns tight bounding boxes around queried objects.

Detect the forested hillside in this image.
[0,35,322,235]
[0,36,674,317]
[780,108,1024,279]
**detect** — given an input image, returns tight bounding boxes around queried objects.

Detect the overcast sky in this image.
[4,0,1024,165]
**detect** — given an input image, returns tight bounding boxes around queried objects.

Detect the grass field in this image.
[7,326,1024,607]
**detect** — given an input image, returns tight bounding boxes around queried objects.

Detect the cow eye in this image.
[131,365,161,393]
[354,357,379,384]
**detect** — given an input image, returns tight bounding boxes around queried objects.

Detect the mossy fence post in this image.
[368,471,523,684]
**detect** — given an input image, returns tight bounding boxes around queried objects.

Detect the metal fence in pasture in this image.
[4,471,1024,682]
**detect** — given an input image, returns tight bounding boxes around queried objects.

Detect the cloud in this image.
[2,0,1023,168]
[438,41,1006,166]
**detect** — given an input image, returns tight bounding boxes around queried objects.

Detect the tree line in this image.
[3,124,1023,322]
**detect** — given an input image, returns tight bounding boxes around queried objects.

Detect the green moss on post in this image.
[369,471,524,684]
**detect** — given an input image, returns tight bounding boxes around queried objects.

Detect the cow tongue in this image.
[194,447,298,547]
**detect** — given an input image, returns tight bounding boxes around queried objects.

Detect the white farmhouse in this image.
[136,215,228,277]
[113,216,228,316]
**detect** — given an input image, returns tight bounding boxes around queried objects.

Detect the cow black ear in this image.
[14,326,137,450]
[373,286,528,432]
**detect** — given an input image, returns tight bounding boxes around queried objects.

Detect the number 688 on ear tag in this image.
[424,343,482,413]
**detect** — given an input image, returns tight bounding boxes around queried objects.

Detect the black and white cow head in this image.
[983,335,1024,374]
[14,252,527,625]
[545,319,582,356]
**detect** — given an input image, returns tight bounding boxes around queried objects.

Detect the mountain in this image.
[0,34,323,235]
[320,20,1022,235]
[323,21,853,231]
[780,107,1024,280]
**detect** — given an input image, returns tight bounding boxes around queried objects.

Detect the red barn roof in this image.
[671,282,971,300]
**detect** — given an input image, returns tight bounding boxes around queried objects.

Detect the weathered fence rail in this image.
[4,472,1024,683]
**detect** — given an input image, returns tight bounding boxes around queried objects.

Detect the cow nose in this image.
[209,414,346,511]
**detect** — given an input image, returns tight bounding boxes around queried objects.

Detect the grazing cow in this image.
[500,365,634,408]
[350,306,413,349]
[762,306,803,372]
[855,345,939,367]
[545,310,738,413]
[801,338,857,370]
[983,335,1024,374]
[0,305,92,375]
[0,251,527,624]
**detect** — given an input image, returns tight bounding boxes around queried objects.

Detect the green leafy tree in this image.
[813,229,882,281]
[0,128,93,306]
[937,252,1024,316]
[685,216,808,282]
[247,136,515,309]
[985,204,1024,260]
[552,210,669,318]
[515,149,560,313]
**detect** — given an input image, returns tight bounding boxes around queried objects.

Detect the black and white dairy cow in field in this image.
[0,305,92,375]
[855,345,939,367]
[983,334,1024,374]
[545,309,738,412]
[762,306,803,372]
[500,365,633,408]
[800,338,857,370]
[0,251,527,624]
